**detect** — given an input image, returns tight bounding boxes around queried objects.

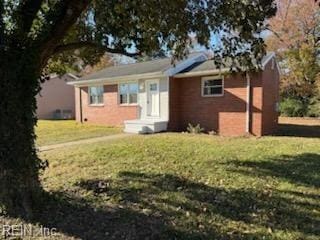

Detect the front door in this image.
[146,80,160,117]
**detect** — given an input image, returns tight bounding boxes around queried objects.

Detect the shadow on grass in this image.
[226,153,320,188]
[27,166,319,239]
[277,123,320,138]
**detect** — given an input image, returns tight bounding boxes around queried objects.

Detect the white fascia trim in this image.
[262,52,281,74]
[262,52,276,70]
[174,68,230,78]
[67,72,164,87]
[164,53,208,76]
[66,73,79,80]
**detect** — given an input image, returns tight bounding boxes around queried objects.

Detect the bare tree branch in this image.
[266,27,289,46]
[53,41,140,57]
[37,0,91,68]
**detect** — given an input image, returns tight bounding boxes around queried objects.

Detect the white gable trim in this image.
[262,52,281,74]
[262,52,276,70]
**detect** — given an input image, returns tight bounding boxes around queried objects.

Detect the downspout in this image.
[79,87,83,123]
[246,72,251,134]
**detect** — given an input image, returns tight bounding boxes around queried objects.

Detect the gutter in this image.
[174,68,230,78]
[68,72,164,87]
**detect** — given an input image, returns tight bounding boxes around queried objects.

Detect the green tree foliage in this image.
[0,0,276,217]
[279,98,307,117]
[267,0,320,117]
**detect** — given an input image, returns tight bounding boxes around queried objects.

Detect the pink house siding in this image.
[37,75,75,119]
[75,84,138,126]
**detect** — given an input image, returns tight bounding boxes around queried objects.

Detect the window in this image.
[119,82,138,104]
[89,86,104,105]
[202,77,224,97]
[149,83,157,91]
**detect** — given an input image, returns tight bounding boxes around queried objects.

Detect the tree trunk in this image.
[0,51,44,218]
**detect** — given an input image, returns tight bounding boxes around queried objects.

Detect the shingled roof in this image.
[178,53,275,74]
[70,52,276,85]
[79,52,203,81]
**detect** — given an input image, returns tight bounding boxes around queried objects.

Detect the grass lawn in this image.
[1,119,319,240]
[36,120,122,146]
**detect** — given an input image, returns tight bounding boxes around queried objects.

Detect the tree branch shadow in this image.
[11,163,319,239]
[225,153,320,188]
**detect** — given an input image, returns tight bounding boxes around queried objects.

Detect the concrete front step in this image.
[124,119,168,134]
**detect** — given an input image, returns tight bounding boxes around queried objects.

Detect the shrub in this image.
[187,123,204,134]
[307,97,320,117]
[279,98,307,117]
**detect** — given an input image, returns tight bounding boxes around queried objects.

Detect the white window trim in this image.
[118,81,139,106]
[88,85,104,106]
[201,75,224,97]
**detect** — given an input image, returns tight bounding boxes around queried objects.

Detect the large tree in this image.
[267,0,320,116]
[0,0,276,217]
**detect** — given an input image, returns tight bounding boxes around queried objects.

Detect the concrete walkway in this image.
[38,133,132,152]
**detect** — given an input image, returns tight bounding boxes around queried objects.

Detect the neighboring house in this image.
[68,52,279,136]
[37,73,78,119]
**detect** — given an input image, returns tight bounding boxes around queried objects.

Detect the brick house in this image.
[68,52,279,136]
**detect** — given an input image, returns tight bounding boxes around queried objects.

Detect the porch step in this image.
[124,119,168,134]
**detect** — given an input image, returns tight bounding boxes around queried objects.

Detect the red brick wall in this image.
[75,84,138,126]
[168,74,264,136]
[251,72,263,136]
[262,60,280,135]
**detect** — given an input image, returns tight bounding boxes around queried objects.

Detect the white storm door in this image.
[146,80,160,117]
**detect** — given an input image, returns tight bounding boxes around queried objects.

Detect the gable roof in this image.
[175,53,276,78]
[68,52,277,86]
[77,52,206,82]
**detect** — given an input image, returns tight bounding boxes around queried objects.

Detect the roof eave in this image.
[174,68,230,78]
[67,71,164,86]
[262,52,276,70]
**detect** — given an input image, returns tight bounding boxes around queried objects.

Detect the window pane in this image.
[204,79,222,87]
[213,79,222,86]
[129,83,138,93]
[129,93,137,104]
[89,86,104,104]
[120,94,128,104]
[210,87,223,95]
[204,80,214,87]
[150,83,157,91]
[203,87,209,95]
[120,84,128,94]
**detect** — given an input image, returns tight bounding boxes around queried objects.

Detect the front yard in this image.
[1,118,319,240]
[36,120,122,146]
